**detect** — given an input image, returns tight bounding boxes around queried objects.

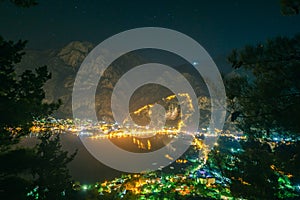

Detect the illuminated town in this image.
[9,91,297,199]
[2,1,300,199]
[25,116,300,199]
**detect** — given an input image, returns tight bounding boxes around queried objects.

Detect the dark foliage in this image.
[208,33,300,199]
[280,0,300,15]
[0,0,38,8]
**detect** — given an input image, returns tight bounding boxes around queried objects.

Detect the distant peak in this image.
[58,41,94,67]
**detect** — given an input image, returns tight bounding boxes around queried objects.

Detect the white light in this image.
[192,61,199,66]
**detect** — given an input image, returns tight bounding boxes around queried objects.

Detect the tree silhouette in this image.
[227,34,300,135]
[0,1,75,199]
[27,132,77,200]
[209,34,300,199]
[0,0,38,8]
[280,0,300,15]
[0,37,61,150]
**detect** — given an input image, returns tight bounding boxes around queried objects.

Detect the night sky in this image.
[1,0,300,69]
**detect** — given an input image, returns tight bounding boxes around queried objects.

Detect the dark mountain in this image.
[16,41,210,125]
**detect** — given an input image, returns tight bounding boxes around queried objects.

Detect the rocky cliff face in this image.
[17,41,210,125]
[58,41,94,67]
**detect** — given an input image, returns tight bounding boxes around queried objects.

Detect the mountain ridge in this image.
[17,41,212,125]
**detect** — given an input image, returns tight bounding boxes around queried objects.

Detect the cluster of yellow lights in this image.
[133,104,153,115]
[165,154,174,161]
[176,159,188,164]
[165,94,176,101]
[177,119,184,132]
[29,93,197,140]
[270,164,293,178]
[131,93,194,131]
[231,177,251,186]
[238,177,251,186]
[177,93,195,112]
[132,138,152,150]
[89,129,178,140]
[6,127,22,135]
[177,93,195,131]
[193,138,209,162]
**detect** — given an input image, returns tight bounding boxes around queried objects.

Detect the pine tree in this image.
[208,34,300,199]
